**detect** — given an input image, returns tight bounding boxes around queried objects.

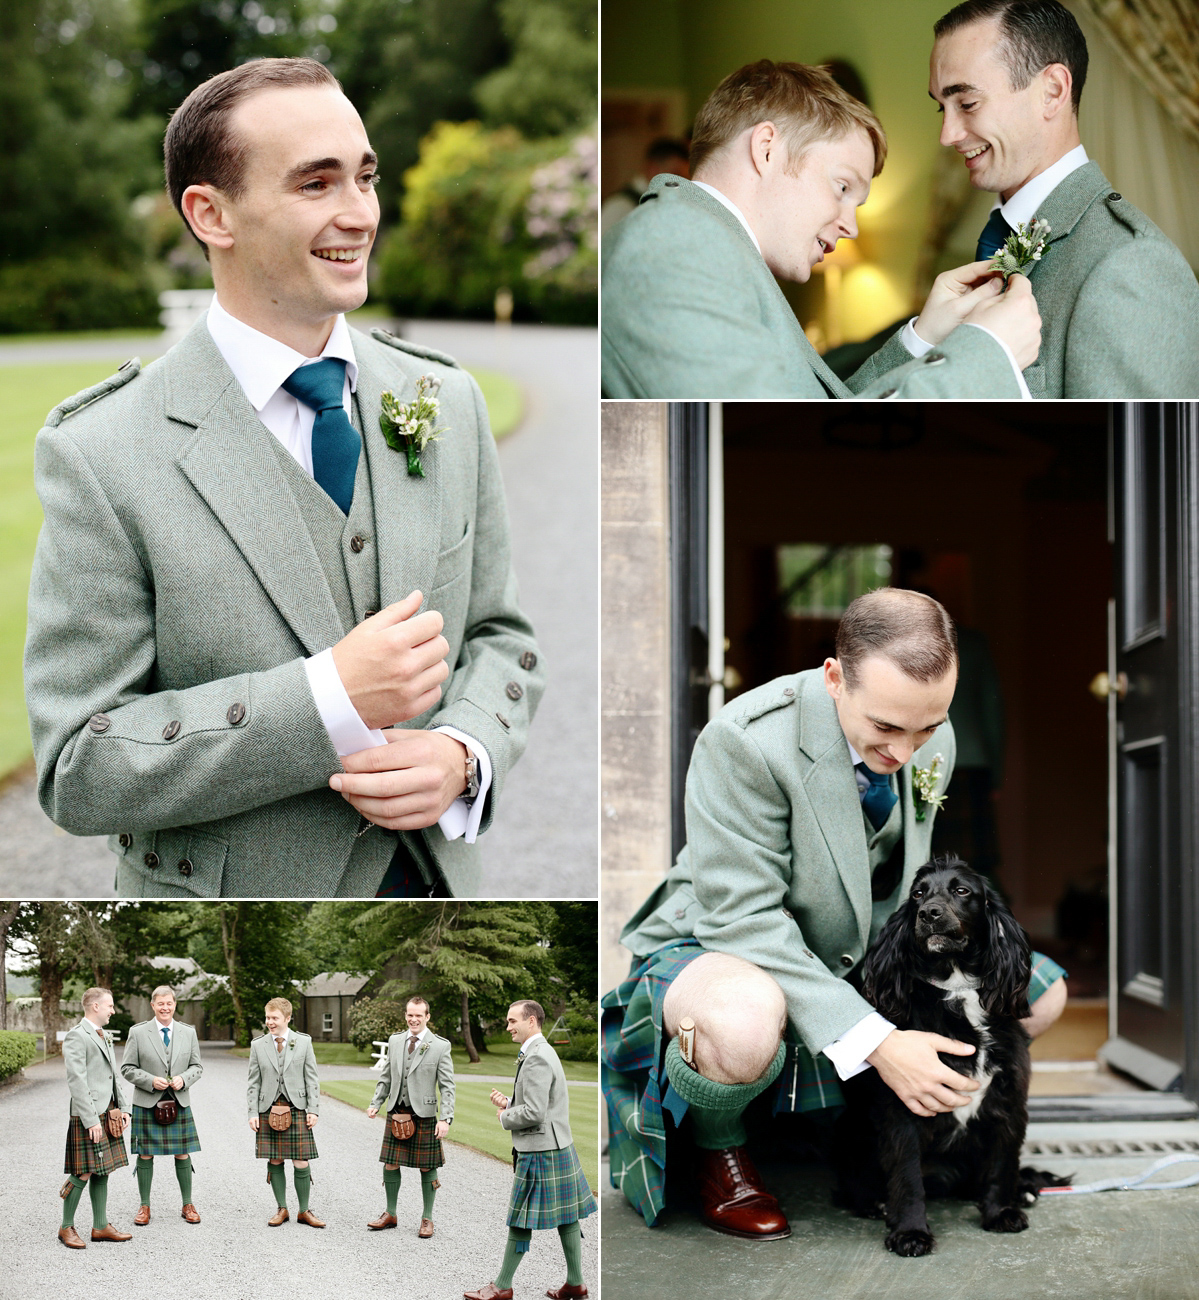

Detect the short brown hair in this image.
[835,589,958,689]
[164,57,341,244]
[690,60,887,178]
[265,997,293,1019]
[406,996,430,1014]
[509,999,545,1028]
[82,987,112,1012]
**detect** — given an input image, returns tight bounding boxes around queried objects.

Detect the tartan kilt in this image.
[129,1102,201,1156]
[378,1111,444,1169]
[254,1106,319,1161]
[506,1146,597,1230]
[64,1115,129,1176]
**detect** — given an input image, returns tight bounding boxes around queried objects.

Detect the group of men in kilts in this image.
[59,986,595,1296]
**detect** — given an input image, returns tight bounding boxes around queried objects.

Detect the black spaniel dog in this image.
[833,855,1068,1256]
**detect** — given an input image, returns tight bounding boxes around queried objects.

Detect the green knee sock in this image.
[384,1166,402,1215]
[136,1156,154,1204]
[293,1164,312,1213]
[664,1038,786,1150]
[558,1221,584,1287]
[88,1173,109,1229]
[495,1228,533,1287]
[268,1162,287,1208]
[175,1157,193,1205]
[61,1175,86,1228]
[420,1169,437,1219]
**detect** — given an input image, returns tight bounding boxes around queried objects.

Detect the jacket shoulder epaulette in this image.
[45,358,141,428]
[734,680,800,728]
[369,327,460,369]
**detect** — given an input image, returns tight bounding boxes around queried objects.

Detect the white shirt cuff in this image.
[821,1010,896,1080]
[900,317,932,357]
[303,649,492,844]
[901,318,1030,400]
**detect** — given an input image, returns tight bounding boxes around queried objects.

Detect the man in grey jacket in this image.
[24,56,542,899]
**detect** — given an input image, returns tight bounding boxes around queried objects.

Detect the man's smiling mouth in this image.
[312,248,363,262]
[961,144,990,160]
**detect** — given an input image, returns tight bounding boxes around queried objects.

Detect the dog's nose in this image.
[919,903,944,921]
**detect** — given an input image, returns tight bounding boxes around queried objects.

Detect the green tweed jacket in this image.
[25,317,543,898]
[246,1029,320,1117]
[1023,161,1199,398]
[120,1018,203,1109]
[370,1031,455,1122]
[621,667,955,1059]
[601,175,1022,399]
[499,1035,573,1152]
[63,1019,127,1129]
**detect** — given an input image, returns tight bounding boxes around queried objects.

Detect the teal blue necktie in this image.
[161,1026,169,1049]
[281,358,360,515]
[975,207,1010,261]
[858,763,898,831]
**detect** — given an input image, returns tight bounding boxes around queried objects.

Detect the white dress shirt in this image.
[155,1019,173,1048]
[205,298,490,844]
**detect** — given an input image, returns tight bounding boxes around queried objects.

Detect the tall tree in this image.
[0,900,19,1030]
[8,903,84,1055]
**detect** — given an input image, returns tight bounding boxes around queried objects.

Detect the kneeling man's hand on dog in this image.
[867,1029,979,1118]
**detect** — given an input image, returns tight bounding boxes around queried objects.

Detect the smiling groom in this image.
[25,58,542,898]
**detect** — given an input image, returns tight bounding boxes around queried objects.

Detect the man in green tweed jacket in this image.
[602,60,1042,400]
[120,985,204,1226]
[602,590,1066,1238]
[58,987,131,1249]
[465,1000,596,1300]
[929,0,1199,398]
[366,995,455,1237]
[24,58,542,900]
[247,997,323,1227]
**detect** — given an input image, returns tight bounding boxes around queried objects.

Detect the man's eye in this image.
[961,102,977,111]
[301,180,327,192]
[361,173,381,188]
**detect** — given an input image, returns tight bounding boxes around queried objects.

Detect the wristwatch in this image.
[463,751,479,807]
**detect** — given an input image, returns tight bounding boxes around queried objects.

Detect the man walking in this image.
[366,995,455,1237]
[58,987,132,1249]
[465,1001,595,1300]
[247,997,323,1226]
[121,985,203,1226]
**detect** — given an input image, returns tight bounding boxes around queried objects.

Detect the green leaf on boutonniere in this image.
[912,752,947,823]
[988,217,1051,281]
[380,374,447,477]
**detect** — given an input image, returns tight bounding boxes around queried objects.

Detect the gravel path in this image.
[0,1043,598,1300]
[0,318,597,900]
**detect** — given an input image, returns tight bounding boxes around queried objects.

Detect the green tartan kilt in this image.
[129,1102,201,1155]
[506,1146,597,1231]
[64,1115,129,1176]
[254,1106,318,1161]
[378,1111,444,1168]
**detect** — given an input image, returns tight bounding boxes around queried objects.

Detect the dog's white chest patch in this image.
[927,967,994,1127]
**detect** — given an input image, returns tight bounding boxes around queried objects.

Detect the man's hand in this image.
[88,1122,103,1143]
[152,1075,170,1090]
[367,1106,379,1119]
[490,1088,509,1117]
[961,272,1042,370]
[170,1075,184,1091]
[435,1120,449,1139]
[867,1029,979,1117]
[306,1112,319,1129]
[330,591,451,730]
[913,260,1005,345]
[249,1116,260,1132]
[330,731,469,830]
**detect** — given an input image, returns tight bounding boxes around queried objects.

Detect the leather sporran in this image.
[268,1102,293,1132]
[152,1098,178,1125]
[105,1107,124,1138]
[389,1111,415,1141]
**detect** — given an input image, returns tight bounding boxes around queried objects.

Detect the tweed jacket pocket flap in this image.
[120,830,227,897]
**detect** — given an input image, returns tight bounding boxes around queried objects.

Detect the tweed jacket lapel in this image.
[1026,161,1109,278]
[149,1020,170,1071]
[166,319,345,657]
[353,337,442,613]
[796,678,872,949]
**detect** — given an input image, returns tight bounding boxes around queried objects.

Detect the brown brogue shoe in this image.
[546,1286,589,1298]
[696,1146,791,1240]
[463,1286,514,1300]
[181,1203,201,1223]
[91,1223,133,1242]
[134,1205,151,1226]
[367,1212,397,1230]
[57,1226,86,1250]
[268,1207,289,1227]
[297,1210,326,1228]
[418,1217,434,1238]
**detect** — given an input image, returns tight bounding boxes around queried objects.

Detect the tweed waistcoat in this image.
[866,794,904,938]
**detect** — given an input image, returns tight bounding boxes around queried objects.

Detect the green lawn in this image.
[320,1078,600,1193]
[0,352,522,781]
[231,1038,596,1080]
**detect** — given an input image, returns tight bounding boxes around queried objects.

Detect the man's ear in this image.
[748,120,782,177]
[1039,62,1074,121]
[181,183,235,251]
[824,657,845,700]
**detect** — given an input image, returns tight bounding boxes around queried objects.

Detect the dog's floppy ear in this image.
[862,900,915,1023]
[980,879,1032,1019]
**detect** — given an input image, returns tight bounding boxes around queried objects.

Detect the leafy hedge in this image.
[0,1030,38,1080]
[0,255,160,335]
[555,1032,598,1062]
[347,998,409,1055]
[378,121,596,325]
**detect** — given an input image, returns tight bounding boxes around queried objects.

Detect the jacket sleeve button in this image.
[923,351,947,366]
[118,833,132,849]
[227,703,246,726]
[88,713,111,733]
[519,651,537,671]
[144,852,160,869]
[505,681,524,701]
[178,859,193,877]
[877,388,898,399]
[162,720,181,741]
[840,954,855,967]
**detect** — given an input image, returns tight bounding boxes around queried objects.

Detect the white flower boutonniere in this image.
[989,218,1051,281]
[912,752,947,823]
[380,374,447,478]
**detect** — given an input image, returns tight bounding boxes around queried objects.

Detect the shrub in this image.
[378,121,596,325]
[0,1030,38,1080]
[0,254,160,335]
[347,998,409,1055]
[556,1032,598,1062]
